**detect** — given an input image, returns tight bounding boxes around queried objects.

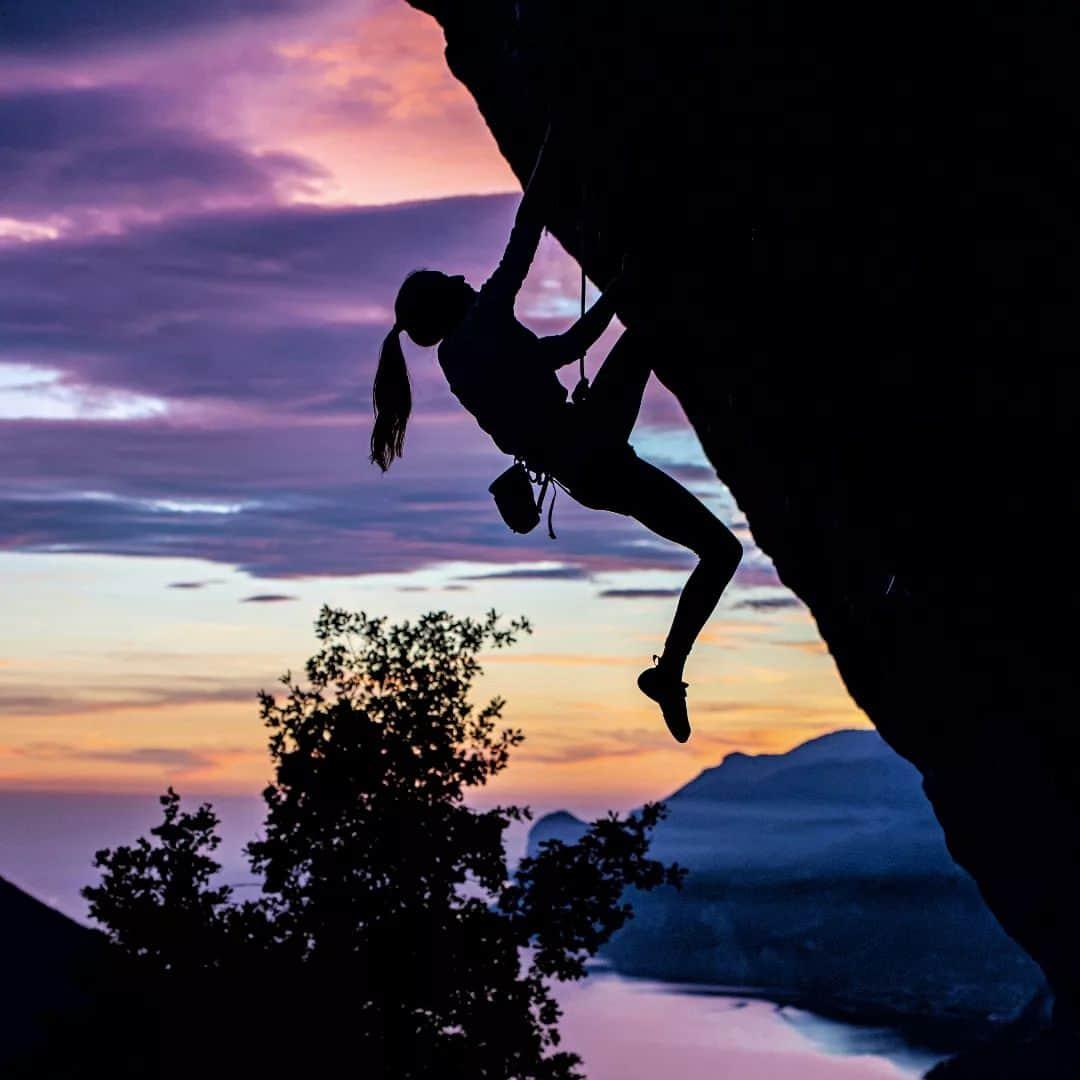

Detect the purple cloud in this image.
[10,742,250,771]
[458,566,591,581]
[0,86,325,228]
[241,594,297,603]
[0,195,517,410]
[0,194,713,579]
[1,193,685,425]
[597,588,681,599]
[0,448,695,577]
[734,595,802,611]
[0,0,323,54]
[733,562,784,589]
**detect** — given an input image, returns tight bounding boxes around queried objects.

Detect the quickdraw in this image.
[571,179,591,406]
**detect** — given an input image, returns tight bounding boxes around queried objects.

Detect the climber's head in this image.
[370,270,475,471]
[394,269,474,347]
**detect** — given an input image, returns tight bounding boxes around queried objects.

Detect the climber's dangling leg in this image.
[550,329,740,742]
[622,459,742,743]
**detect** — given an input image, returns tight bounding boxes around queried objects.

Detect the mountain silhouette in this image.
[528,730,1044,1039]
[532,730,949,871]
[669,728,922,804]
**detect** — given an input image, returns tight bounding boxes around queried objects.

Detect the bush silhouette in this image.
[69,608,683,1080]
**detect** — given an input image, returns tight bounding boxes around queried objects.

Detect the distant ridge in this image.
[525,728,1044,1026]
[667,728,927,809]
[669,728,888,801]
[526,809,588,859]
[528,728,930,864]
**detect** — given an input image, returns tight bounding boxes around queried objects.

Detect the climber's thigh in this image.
[550,438,640,515]
[622,458,738,561]
[583,331,652,445]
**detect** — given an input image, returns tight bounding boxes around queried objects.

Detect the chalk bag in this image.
[489,460,541,534]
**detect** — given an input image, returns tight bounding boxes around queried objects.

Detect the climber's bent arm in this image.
[478,218,544,309]
[537,282,621,370]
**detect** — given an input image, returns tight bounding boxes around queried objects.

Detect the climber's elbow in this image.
[538,334,576,370]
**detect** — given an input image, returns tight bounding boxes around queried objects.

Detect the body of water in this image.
[556,968,947,1080]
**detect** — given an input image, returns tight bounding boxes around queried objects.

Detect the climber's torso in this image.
[438,301,568,460]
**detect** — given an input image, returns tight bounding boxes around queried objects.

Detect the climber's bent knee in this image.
[695,521,743,571]
[621,458,742,568]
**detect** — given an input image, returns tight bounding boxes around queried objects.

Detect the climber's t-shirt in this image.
[438,218,568,460]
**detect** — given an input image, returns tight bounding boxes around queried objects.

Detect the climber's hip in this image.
[532,403,640,515]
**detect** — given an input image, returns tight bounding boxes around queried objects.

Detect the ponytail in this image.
[370,326,411,471]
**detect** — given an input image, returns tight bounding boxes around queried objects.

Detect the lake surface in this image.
[555,968,946,1080]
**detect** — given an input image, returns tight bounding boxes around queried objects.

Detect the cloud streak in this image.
[0,684,258,718]
[8,741,255,773]
[733,595,803,611]
[598,588,681,599]
[459,566,591,581]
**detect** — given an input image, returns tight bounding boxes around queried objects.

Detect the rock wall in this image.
[406,0,1080,1025]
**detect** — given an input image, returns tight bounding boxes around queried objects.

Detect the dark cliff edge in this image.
[408,2,1080,1073]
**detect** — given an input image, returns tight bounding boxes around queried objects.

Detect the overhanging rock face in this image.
[406,0,1080,1018]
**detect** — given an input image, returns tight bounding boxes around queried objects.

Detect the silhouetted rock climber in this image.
[370,133,741,742]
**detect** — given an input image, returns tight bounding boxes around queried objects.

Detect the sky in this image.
[0,0,868,827]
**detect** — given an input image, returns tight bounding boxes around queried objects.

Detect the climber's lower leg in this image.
[658,558,735,681]
[640,552,738,743]
[624,459,742,740]
[626,460,742,662]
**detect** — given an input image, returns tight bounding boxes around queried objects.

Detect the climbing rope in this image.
[541,187,593,537]
[507,151,596,539]
[572,178,591,405]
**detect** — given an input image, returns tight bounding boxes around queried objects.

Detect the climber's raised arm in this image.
[477,125,556,308]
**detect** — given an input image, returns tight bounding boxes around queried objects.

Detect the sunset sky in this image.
[0,0,868,821]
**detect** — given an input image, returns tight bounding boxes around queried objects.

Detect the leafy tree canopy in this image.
[77,607,683,1080]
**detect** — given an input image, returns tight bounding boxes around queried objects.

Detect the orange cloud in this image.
[696,620,773,647]
[482,652,635,668]
[278,8,467,123]
[262,5,517,205]
[775,639,829,655]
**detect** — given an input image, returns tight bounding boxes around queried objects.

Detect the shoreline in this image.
[587,960,1001,1059]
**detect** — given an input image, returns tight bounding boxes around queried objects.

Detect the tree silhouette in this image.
[75,607,683,1080]
[82,790,234,974]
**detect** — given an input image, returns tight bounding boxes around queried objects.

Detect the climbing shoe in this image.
[637,661,691,743]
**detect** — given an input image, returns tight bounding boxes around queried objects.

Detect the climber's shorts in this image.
[534,402,641,516]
